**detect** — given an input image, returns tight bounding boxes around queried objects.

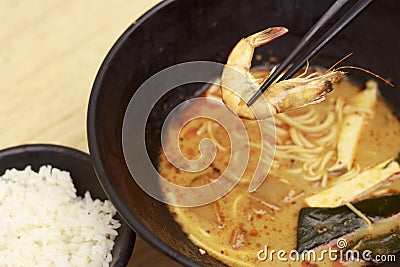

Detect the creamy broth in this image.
[158,74,400,267]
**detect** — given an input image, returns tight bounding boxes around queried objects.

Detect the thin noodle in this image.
[198,228,211,237]
[331,164,361,185]
[275,151,316,162]
[303,173,323,182]
[289,128,304,147]
[314,125,337,146]
[276,134,283,145]
[305,158,322,176]
[321,173,329,187]
[296,60,310,78]
[207,122,226,151]
[297,130,316,148]
[278,112,335,133]
[316,151,335,174]
[276,145,323,153]
[287,168,302,174]
[179,121,202,138]
[289,108,316,121]
[279,178,291,184]
[344,202,373,227]
[196,121,208,135]
[249,141,274,152]
[276,126,288,137]
[295,112,319,125]
[232,195,243,219]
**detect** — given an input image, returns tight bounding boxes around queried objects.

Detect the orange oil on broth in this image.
[157,78,400,267]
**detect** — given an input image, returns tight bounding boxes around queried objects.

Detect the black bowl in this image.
[0,144,135,266]
[87,0,400,266]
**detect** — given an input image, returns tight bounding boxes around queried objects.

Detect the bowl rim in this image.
[0,144,90,163]
[0,143,136,266]
[87,0,206,266]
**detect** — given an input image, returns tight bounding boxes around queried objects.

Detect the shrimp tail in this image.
[227,27,288,69]
[250,27,289,47]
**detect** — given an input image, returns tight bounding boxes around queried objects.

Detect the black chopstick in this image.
[247,0,373,106]
[246,0,348,106]
[278,0,373,81]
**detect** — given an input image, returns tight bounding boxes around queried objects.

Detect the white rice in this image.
[0,165,120,267]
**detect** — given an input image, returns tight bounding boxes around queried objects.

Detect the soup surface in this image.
[158,71,400,267]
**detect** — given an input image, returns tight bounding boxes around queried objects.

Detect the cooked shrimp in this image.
[220,27,346,120]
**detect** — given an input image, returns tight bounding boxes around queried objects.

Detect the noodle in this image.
[289,108,318,123]
[232,195,243,219]
[314,125,337,146]
[321,173,329,188]
[198,228,211,237]
[331,164,361,185]
[297,130,315,148]
[344,202,373,227]
[277,112,335,133]
[196,121,208,135]
[276,145,323,154]
[274,151,316,162]
[303,173,324,182]
[289,127,304,147]
[206,121,227,151]
[317,151,335,173]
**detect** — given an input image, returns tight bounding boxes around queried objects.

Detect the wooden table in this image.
[0,0,180,266]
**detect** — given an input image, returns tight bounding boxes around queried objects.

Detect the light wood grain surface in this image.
[0,1,180,266]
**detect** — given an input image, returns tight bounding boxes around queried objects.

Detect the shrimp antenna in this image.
[327,52,353,72]
[336,66,394,87]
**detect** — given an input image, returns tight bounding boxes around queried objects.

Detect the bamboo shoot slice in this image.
[329,81,378,174]
[306,158,400,208]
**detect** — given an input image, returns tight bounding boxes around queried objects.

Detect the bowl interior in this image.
[88,0,400,266]
[0,144,135,266]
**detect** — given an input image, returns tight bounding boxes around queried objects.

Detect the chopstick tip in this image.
[247,90,263,106]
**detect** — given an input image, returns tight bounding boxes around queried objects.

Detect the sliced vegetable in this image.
[329,81,377,174]
[306,158,400,207]
[297,194,400,252]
